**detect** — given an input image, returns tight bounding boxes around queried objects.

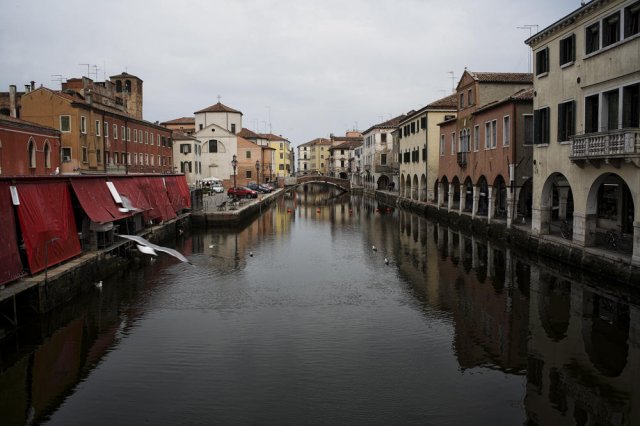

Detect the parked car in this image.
[258,183,274,193]
[227,186,258,199]
[247,183,271,193]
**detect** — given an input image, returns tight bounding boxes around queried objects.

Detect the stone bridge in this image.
[288,175,351,191]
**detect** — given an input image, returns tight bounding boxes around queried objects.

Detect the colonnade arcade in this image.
[433,173,529,228]
[532,172,639,264]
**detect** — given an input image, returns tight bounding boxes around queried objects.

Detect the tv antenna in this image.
[517,25,539,72]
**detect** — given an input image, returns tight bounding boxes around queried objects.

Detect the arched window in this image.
[116,80,122,93]
[44,140,51,169]
[28,138,36,169]
[125,80,132,92]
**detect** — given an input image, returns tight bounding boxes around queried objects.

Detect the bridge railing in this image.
[287,175,351,191]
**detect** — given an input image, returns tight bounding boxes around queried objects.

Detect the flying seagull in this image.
[117,234,191,264]
[118,195,141,213]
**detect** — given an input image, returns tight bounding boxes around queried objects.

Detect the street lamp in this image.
[255,160,260,184]
[232,154,238,189]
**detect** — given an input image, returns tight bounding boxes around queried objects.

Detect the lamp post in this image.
[255,159,260,184]
[232,154,238,189]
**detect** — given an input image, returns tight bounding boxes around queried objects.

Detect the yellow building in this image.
[262,133,292,177]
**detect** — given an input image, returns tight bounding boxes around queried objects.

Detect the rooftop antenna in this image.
[448,71,455,93]
[79,63,90,78]
[266,106,272,134]
[217,94,221,103]
[51,75,65,89]
[91,64,100,80]
[517,25,539,73]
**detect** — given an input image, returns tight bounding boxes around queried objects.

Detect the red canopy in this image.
[165,175,191,212]
[109,177,158,222]
[71,178,131,223]
[15,182,81,274]
[0,182,24,285]
[144,177,176,221]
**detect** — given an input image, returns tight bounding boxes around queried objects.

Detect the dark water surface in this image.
[1,187,637,425]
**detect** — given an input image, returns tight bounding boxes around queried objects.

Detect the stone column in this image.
[506,187,517,228]
[437,182,444,209]
[487,186,495,223]
[471,185,479,219]
[572,211,597,246]
[532,196,551,236]
[448,183,454,212]
[459,186,466,214]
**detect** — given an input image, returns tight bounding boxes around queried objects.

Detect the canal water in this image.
[1,186,638,425]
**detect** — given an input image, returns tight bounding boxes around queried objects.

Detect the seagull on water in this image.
[384,258,389,265]
[372,245,377,251]
[117,234,191,264]
[95,280,102,289]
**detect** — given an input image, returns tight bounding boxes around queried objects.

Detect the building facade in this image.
[0,115,61,176]
[361,115,405,191]
[296,138,332,175]
[398,94,457,202]
[526,0,640,265]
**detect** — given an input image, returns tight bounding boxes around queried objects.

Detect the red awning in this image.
[70,178,130,223]
[144,177,176,221]
[109,177,157,222]
[165,175,191,212]
[15,182,81,274]
[0,182,24,285]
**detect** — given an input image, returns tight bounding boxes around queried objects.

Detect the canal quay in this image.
[0,184,638,426]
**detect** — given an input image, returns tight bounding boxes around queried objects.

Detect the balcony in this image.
[374,164,394,173]
[570,129,640,168]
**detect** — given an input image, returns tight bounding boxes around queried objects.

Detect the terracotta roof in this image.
[171,130,198,141]
[427,93,458,109]
[194,102,243,115]
[259,133,289,142]
[473,88,534,114]
[0,114,60,134]
[238,127,262,139]
[161,117,195,125]
[468,71,533,84]
[300,137,331,146]
[329,140,362,151]
[363,113,406,135]
[109,72,142,81]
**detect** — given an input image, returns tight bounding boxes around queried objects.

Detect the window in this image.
[121,126,125,140]
[127,127,131,141]
[82,146,88,163]
[280,164,285,170]
[420,116,427,129]
[534,107,550,144]
[44,142,51,168]
[114,152,119,164]
[245,170,252,178]
[473,125,479,151]
[113,124,118,139]
[459,93,465,109]
[180,143,192,154]
[624,1,640,38]
[586,22,600,54]
[623,83,640,128]
[559,34,575,66]
[60,115,71,132]
[468,89,473,106]
[104,122,109,138]
[603,11,621,48]
[208,140,218,152]
[81,116,87,134]
[95,120,101,136]
[558,101,575,141]
[604,89,620,131]
[246,150,251,159]
[96,149,101,164]
[411,122,416,134]
[28,139,36,168]
[199,124,204,130]
[231,123,236,134]
[451,132,456,155]
[280,153,284,159]
[491,120,497,148]
[485,122,491,149]
[381,153,387,165]
[381,133,387,143]
[62,147,71,162]
[535,47,549,76]
[134,153,138,165]
[503,116,510,146]
[585,94,600,132]
[440,134,445,156]
[134,129,138,142]
[157,134,161,146]
[145,131,148,144]
[105,151,110,165]
[145,154,149,165]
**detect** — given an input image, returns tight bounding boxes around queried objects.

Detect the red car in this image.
[227,186,258,199]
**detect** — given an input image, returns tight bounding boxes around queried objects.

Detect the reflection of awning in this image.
[71,179,130,223]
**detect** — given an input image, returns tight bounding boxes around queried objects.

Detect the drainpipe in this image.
[511,102,517,223]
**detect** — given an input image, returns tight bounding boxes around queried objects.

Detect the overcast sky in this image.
[1,0,579,146]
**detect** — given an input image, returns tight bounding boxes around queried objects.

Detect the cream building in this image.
[526,0,640,265]
[398,94,457,202]
[296,138,332,175]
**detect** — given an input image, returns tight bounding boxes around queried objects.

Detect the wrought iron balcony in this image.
[570,128,640,168]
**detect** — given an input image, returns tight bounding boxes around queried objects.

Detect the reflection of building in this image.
[525,266,639,425]
[525,0,640,264]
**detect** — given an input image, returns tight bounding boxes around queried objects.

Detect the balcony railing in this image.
[570,128,640,167]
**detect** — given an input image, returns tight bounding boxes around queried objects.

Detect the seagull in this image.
[95,280,102,289]
[384,258,389,265]
[118,195,141,213]
[117,234,191,264]
[249,251,254,257]
[372,245,377,251]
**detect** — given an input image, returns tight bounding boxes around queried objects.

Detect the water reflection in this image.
[0,186,638,425]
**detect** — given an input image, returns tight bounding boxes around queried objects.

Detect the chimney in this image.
[9,85,17,118]
[30,81,35,91]
[24,84,30,93]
